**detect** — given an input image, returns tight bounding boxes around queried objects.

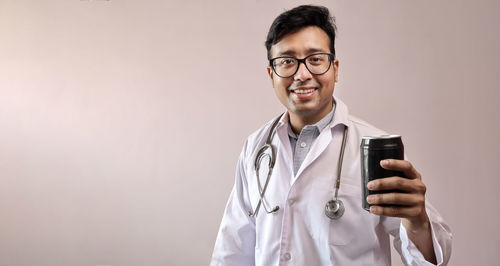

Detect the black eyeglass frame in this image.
[269,53,336,78]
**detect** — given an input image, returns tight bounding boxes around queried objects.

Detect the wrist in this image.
[403,213,431,234]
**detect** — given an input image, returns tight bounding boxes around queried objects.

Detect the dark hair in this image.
[265,5,337,60]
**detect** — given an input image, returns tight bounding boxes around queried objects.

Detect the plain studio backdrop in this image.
[1,0,499,265]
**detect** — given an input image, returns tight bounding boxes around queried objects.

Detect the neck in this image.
[289,103,334,134]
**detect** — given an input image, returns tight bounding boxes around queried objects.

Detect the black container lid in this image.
[361,135,402,149]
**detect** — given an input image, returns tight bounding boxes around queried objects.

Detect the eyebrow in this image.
[277,48,328,57]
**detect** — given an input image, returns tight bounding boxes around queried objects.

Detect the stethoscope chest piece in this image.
[325,199,345,220]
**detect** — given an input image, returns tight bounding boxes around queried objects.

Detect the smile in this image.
[291,88,317,94]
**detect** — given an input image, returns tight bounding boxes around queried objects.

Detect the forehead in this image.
[270,26,331,57]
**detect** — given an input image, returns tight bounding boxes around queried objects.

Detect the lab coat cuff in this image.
[399,220,444,266]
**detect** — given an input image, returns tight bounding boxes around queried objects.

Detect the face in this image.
[267,26,339,124]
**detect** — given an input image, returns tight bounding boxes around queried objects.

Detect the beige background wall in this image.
[1,0,499,265]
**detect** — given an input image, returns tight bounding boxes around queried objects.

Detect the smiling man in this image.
[268,25,337,135]
[211,5,452,266]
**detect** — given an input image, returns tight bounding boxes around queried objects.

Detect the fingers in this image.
[367,160,429,222]
[380,159,421,180]
[369,205,424,219]
[367,192,424,206]
[368,177,426,194]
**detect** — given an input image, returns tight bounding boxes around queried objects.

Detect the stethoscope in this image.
[247,114,349,220]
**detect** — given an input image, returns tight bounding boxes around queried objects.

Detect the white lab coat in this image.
[211,97,452,266]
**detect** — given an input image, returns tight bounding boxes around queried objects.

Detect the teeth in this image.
[294,89,314,94]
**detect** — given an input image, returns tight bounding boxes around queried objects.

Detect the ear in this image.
[267,65,274,81]
[333,59,339,83]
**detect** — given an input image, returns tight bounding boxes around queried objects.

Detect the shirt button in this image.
[283,252,291,261]
[300,142,307,148]
[288,199,295,205]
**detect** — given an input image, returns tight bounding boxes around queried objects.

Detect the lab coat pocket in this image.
[328,182,360,246]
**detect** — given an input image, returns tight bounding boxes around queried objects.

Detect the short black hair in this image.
[265,5,337,60]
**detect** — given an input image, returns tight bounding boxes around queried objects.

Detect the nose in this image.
[294,61,312,81]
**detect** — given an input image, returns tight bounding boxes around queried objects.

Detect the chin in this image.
[290,107,318,117]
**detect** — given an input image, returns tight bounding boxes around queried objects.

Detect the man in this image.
[211,5,452,266]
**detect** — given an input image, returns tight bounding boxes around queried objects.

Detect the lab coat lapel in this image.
[275,117,294,175]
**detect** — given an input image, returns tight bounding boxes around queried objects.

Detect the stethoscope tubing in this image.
[335,126,349,198]
[248,114,348,220]
[248,116,281,217]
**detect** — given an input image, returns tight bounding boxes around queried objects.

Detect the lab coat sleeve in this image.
[211,140,256,266]
[388,202,453,266]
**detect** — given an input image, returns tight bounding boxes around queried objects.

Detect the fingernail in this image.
[367,181,374,189]
[381,159,389,166]
[370,206,377,213]
[367,195,374,203]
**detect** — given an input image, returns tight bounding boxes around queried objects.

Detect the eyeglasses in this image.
[269,53,335,78]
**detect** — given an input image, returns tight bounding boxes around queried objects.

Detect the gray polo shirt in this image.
[288,105,335,175]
